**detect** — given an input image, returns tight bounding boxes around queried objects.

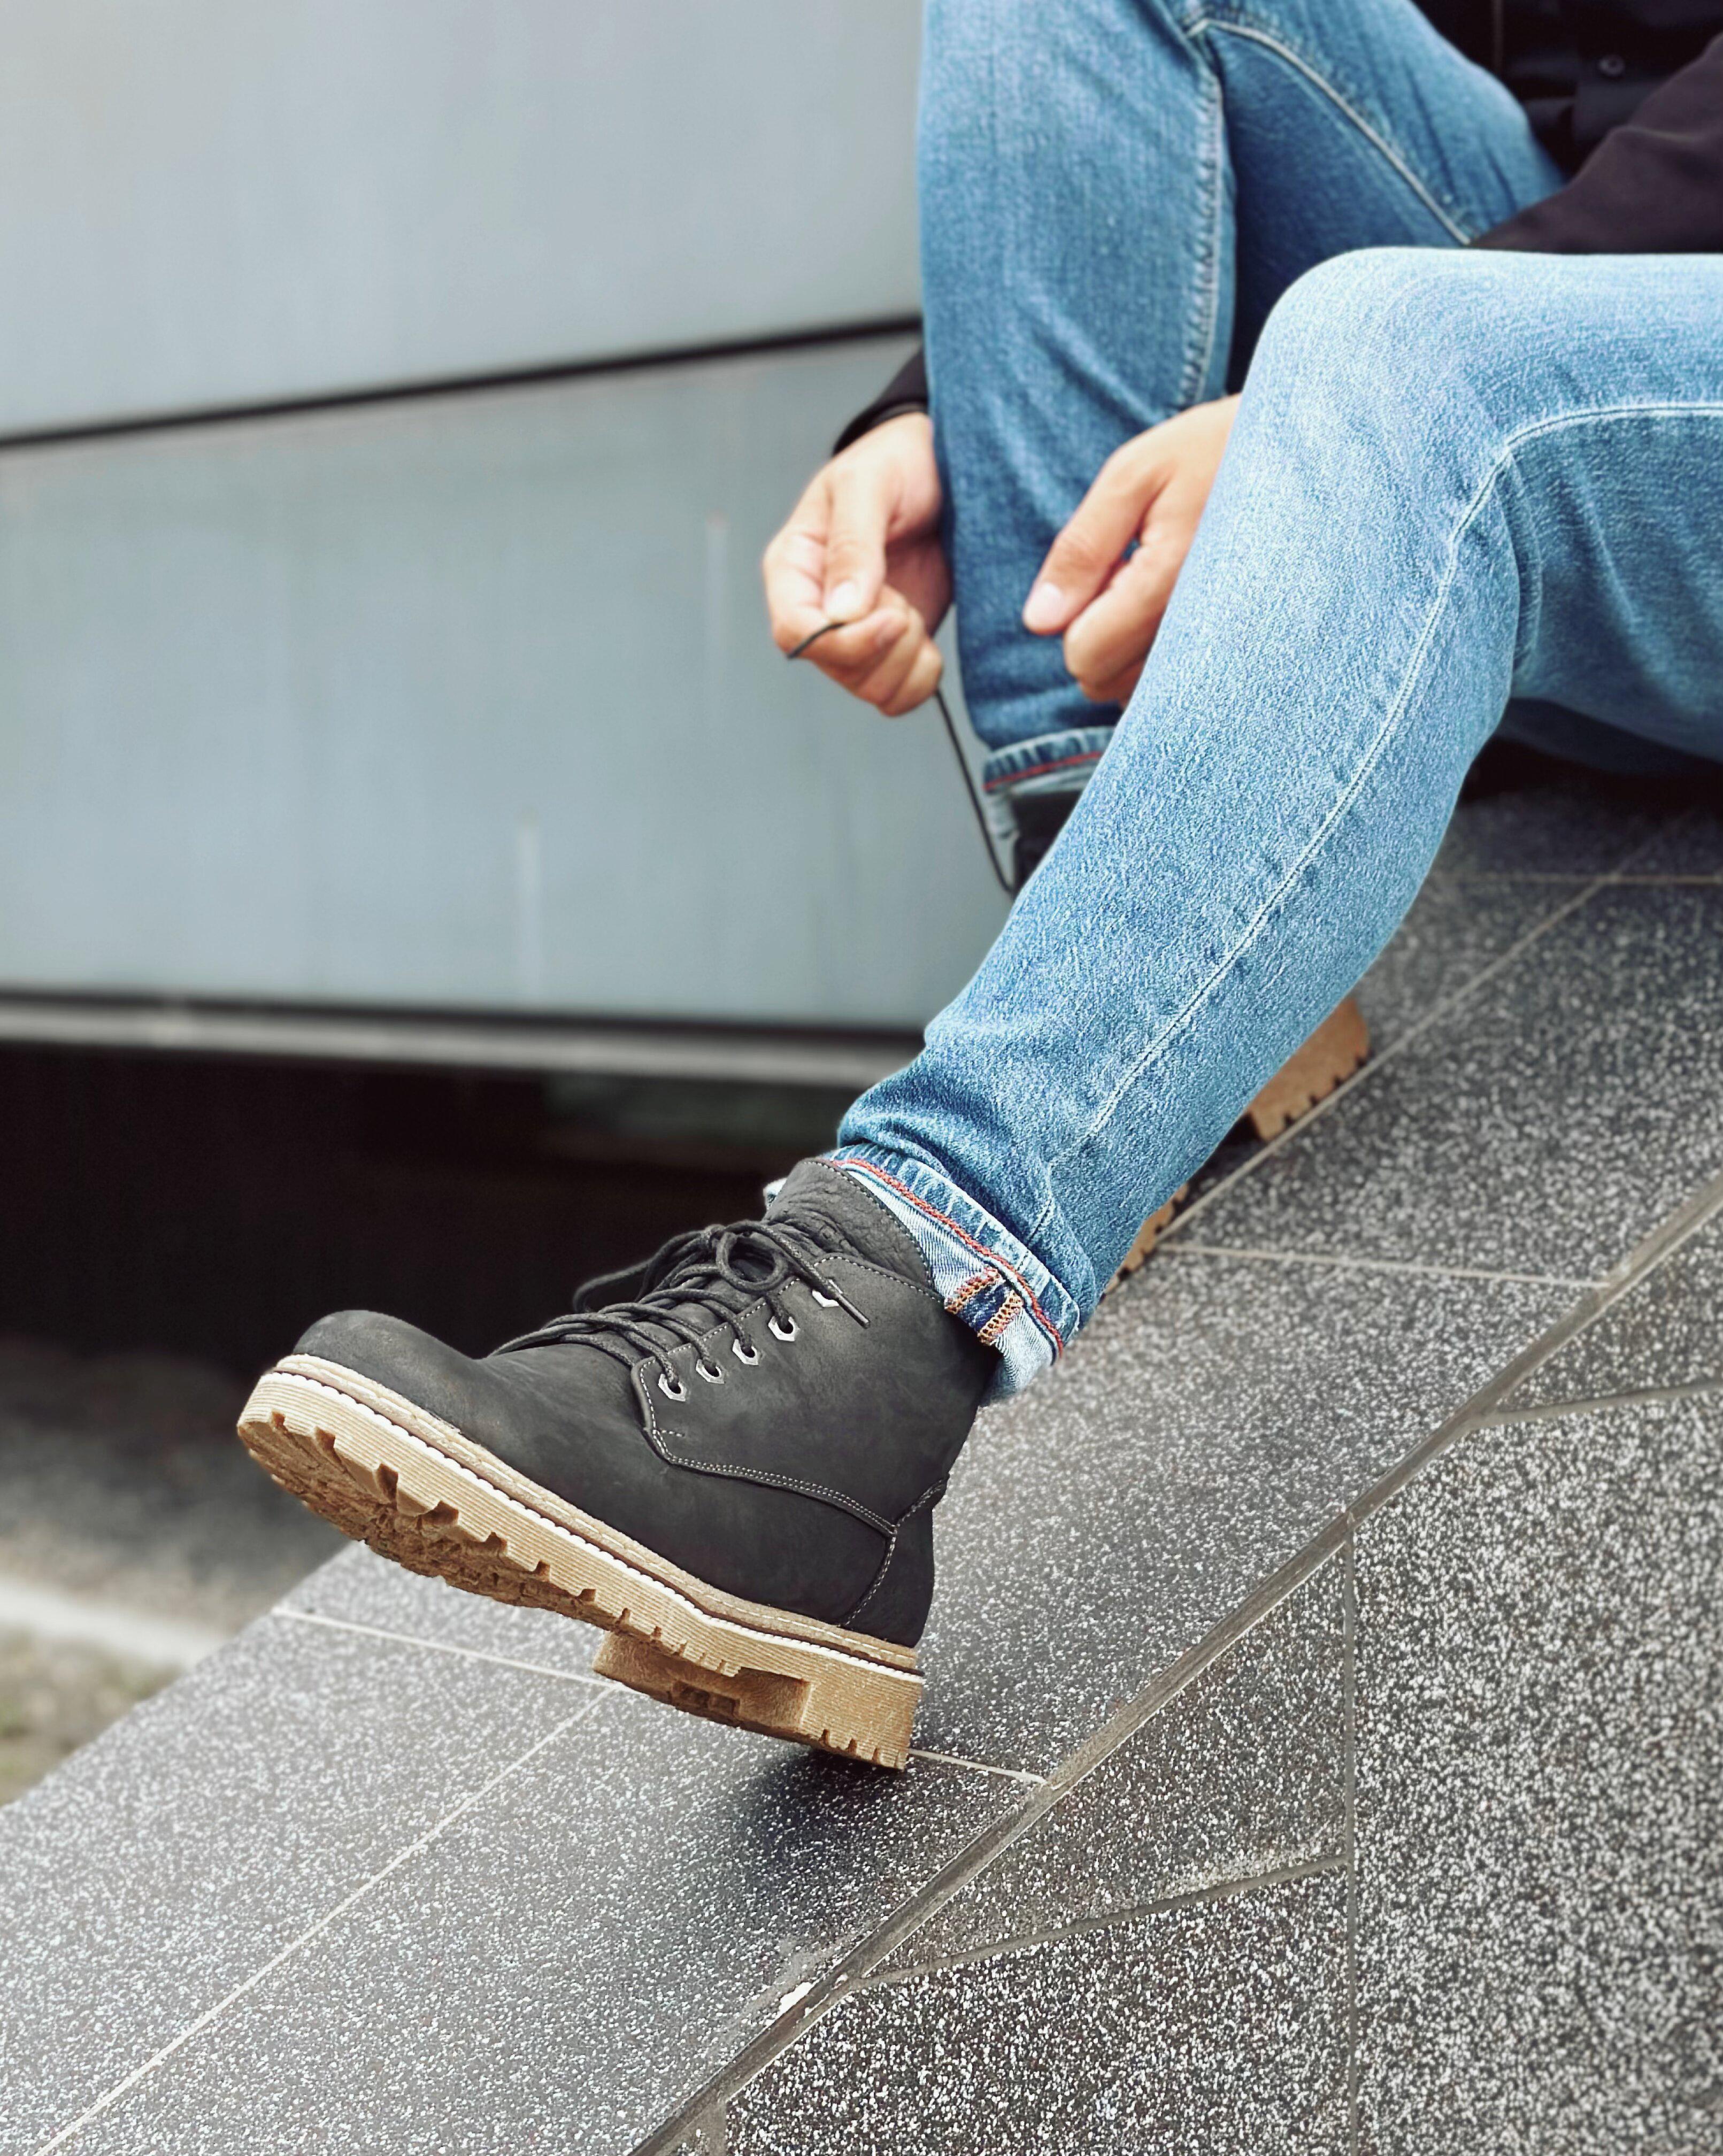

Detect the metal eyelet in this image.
[732,1338,760,1366]
[768,1314,798,1342]
[811,1289,839,1308]
[696,1359,724,1384]
[657,1373,687,1400]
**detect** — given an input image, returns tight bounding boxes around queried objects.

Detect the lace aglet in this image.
[825,1280,870,1327]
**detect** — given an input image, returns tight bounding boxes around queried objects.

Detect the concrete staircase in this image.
[3,777,1720,2153]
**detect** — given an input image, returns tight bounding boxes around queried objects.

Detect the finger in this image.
[802,609,904,680]
[1023,441,1160,633]
[764,481,839,654]
[1078,657,1146,707]
[850,610,929,709]
[822,459,895,621]
[1061,546,1174,689]
[879,637,944,717]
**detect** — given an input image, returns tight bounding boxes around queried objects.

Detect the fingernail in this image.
[826,581,862,620]
[1022,581,1064,632]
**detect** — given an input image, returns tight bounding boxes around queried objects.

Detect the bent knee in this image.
[1248,247,1533,441]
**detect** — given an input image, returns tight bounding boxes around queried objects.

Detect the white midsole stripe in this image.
[271,1370,921,1693]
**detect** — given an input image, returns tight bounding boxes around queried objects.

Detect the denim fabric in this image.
[833,3,1723,1397]
[919,0,1562,804]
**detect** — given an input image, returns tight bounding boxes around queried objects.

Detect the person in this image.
[239,0,1723,1767]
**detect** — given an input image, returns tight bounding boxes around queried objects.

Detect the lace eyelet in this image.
[768,1314,798,1342]
[811,1289,839,1308]
[657,1373,687,1400]
[732,1338,760,1366]
[696,1359,724,1384]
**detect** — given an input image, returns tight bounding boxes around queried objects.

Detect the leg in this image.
[920,0,1561,807]
[836,249,1723,1391]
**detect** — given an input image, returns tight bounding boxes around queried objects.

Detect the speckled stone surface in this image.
[1509,1210,1723,1410]
[14,784,1723,2154]
[282,1537,612,1684]
[881,1560,1347,1972]
[1189,884,1723,1281]
[47,1681,1014,2156]
[1352,1395,1723,2151]
[1432,773,1670,877]
[723,1872,1351,2155]
[914,1253,1566,1770]
[0,1618,596,2154]
[1617,802,1723,877]
[1350,873,1583,1052]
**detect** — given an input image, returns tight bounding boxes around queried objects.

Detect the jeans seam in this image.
[840,1156,1071,1355]
[1180,64,1228,410]
[1033,399,1723,1225]
[1183,15,1473,245]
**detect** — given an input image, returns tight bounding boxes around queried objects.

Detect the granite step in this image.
[3,783,1720,2154]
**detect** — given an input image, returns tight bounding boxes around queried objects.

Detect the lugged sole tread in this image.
[1106,996,1372,1296]
[1244,994,1371,1142]
[237,1368,919,1770]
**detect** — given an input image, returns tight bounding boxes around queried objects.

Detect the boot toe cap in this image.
[292,1308,478,1426]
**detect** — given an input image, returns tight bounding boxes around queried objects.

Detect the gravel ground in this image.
[0,1335,344,1803]
[0,1629,175,1805]
[0,1336,343,1631]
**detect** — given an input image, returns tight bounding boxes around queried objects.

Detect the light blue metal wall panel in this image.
[0,340,1006,1027]
[0,1,921,434]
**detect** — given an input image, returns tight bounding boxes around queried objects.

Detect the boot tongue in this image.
[766,1159,933,1289]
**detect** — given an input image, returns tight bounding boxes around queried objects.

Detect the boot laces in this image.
[494,1219,868,1397]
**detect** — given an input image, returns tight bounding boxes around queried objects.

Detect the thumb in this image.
[821,460,893,622]
[1023,444,1161,634]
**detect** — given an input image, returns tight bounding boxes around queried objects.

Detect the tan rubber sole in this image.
[236,1356,921,1769]
[1106,996,1371,1295]
[1243,995,1371,1141]
[1109,1184,1191,1289]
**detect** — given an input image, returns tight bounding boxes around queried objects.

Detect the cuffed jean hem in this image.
[826,1144,1080,1403]
[981,726,1117,817]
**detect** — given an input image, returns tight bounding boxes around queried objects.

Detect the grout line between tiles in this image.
[1162,874,1613,1244]
[272,1609,1040,1785]
[1164,1243,1599,1290]
[905,1747,1045,1787]
[631,1526,1354,2155]
[273,1605,614,1689]
[1341,1531,1361,2155]
[1478,1373,1723,1426]
[33,1696,604,2155]
[1347,1165,1723,1536]
[854,1854,1348,1990]
[632,1157,1723,2156]
[1432,871,1721,886]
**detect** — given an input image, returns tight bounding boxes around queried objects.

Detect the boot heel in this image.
[1244,994,1370,1141]
[1109,1184,1191,1289]
[1106,996,1372,1298]
[591,1629,921,1770]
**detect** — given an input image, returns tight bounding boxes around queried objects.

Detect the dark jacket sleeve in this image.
[1475,34,1723,252]
[832,345,928,455]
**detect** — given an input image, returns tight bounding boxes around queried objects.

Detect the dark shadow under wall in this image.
[0,1045,842,1376]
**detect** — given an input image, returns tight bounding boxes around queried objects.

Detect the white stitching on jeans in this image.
[1180,64,1229,410]
[1035,401,1723,1223]
[1184,16,1474,245]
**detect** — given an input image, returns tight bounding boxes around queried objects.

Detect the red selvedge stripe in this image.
[982,749,1104,795]
[842,1161,1066,1358]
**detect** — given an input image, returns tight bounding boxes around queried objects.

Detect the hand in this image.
[1021,395,1241,705]
[762,412,950,717]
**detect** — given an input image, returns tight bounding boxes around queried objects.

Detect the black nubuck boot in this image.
[237,1160,995,1769]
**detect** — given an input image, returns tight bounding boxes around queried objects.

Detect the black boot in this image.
[237,1160,994,1767]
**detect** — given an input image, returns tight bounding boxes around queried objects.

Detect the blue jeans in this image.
[827,0,1723,1395]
